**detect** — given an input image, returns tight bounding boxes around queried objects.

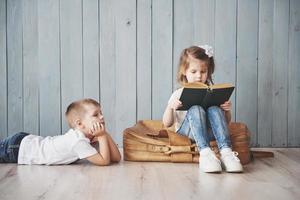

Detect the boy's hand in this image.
[220,101,231,112]
[90,136,98,143]
[168,98,183,110]
[90,122,106,137]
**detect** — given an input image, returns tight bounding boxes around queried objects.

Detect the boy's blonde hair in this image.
[177,46,215,85]
[65,98,100,128]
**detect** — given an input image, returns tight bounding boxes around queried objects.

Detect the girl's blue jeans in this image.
[177,105,231,151]
[0,132,29,163]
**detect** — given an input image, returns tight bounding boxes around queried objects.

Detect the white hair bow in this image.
[199,45,214,58]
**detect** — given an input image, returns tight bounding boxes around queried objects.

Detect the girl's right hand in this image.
[168,98,183,110]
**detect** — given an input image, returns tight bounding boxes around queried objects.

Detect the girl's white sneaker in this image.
[220,148,243,172]
[199,148,222,173]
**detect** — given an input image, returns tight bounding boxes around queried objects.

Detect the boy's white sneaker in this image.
[199,148,222,173]
[220,148,243,173]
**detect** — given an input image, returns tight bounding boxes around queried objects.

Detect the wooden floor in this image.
[0,148,300,200]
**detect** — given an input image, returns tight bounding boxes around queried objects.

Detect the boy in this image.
[0,98,121,166]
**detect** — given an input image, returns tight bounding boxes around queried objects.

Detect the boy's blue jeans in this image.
[0,132,29,163]
[177,105,231,151]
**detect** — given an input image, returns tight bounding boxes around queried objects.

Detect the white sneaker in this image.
[220,148,243,172]
[199,148,222,173]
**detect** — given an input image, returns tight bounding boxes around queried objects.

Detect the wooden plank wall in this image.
[0,0,7,140]
[0,0,299,147]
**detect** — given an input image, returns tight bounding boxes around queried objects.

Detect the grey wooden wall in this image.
[0,0,299,147]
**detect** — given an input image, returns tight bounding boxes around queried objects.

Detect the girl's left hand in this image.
[220,101,231,111]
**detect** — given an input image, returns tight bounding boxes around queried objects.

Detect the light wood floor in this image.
[0,148,300,200]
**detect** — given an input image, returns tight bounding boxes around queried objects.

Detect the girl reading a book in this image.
[162,45,243,173]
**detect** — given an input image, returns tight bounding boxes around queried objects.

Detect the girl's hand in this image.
[168,98,183,110]
[89,122,106,137]
[220,101,231,112]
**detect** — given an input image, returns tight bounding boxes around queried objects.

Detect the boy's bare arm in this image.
[91,133,121,162]
[89,122,121,163]
[106,134,121,162]
[86,135,111,166]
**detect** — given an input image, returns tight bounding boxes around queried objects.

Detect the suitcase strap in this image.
[167,130,199,162]
[165,144,198,155]
[124,137,198,154]
[144,142,198,155]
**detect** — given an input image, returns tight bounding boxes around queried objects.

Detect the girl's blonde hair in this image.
[177,46,215,85]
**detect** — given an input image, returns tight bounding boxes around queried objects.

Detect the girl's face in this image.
[185,58,208,84]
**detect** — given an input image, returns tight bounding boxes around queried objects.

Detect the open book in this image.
[177,82,235,111]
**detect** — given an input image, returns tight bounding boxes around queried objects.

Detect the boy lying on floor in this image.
[0,98,121,166]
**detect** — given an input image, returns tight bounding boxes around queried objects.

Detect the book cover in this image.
[177,82,235,111]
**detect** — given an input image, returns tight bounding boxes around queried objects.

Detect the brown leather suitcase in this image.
[123,120,264,165]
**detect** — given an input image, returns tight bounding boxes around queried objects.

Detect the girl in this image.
[163,45,243,173]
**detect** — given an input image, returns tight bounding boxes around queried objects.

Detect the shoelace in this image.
[230,151,240,162]
[222,151,240,162]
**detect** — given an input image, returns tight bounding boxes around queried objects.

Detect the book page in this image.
[183,82,208,89]
[183,82,234,89]
[210,83,234,89]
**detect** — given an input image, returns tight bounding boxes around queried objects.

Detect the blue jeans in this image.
[177,105,231,151]
[0,132,29,163]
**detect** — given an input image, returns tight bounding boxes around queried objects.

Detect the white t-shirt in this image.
[168,87,187,132]
[18,129,98,165]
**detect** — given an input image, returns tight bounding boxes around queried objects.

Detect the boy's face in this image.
[79,104,104,136]
[185,58,208,84]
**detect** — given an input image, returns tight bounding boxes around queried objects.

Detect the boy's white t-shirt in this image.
[18,129,98,165]
[168,87,187,132]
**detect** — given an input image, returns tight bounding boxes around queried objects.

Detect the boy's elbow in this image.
[96,159,110,166]
[101,160,111,166]
[111,153,121,163]
[87,154,111,166]
[114,155,121,163]
[101,156,112,166]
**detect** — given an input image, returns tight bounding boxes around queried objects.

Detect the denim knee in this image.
[207,106,222,114]
[207,106,225,121]
[187,105,206,116]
